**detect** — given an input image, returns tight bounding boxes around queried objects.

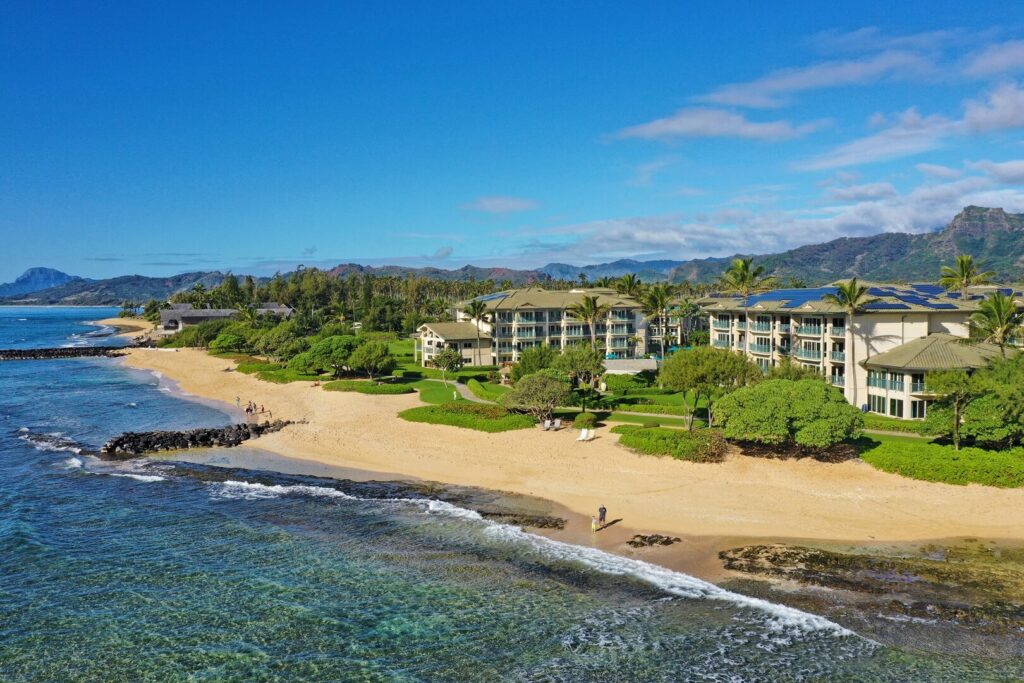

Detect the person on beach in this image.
[598,505,607,526]
[235,396,240,408]
[259,404,264,414]
[590,516,597,533]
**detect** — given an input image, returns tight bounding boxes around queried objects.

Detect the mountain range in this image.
[4,206,1023,305]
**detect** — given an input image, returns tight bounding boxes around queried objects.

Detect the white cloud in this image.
[916,163,962,179]
[616,107,825,142]
[807,27,968,54]
[627,157,677,186]
[671,186,707,197]
[962,81,1024,132]
[968,159,1024,184]
[826,182,898,201]
[461,196,538,213]
[510,176,1024,266]
[696,51,932,108]
[425,246,454,260]
[963,40,1024,76]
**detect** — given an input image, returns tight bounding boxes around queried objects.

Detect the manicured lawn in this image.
[323,380,415,395]
[254,368,322,384]
[398,402,535,432]
[857,434,1024,488]
[466,379,510,402]
[605,412,702,429]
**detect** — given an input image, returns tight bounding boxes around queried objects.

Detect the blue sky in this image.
[4,2,1024,281]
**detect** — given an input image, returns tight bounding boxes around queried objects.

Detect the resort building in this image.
[414,322,492,366]
[701,282,1022,420]
[158,302,293,336]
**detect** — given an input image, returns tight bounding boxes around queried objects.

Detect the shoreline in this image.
[99,319,1024,576]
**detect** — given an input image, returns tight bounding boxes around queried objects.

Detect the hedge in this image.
[465,378,509,402]
[610,425,726,463]
[574,412,598,428]
[612,403,691,416]
[862,413,928,435]
[398,402,536,432]
[860,439,1024,488]
[237,361,282,375]
[323,380,415,395]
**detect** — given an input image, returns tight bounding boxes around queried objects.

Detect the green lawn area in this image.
[398,402,535,432]
[857,434,1024,488]
[609,424,726,462]
[466,379,510,402]
[862,413,928,435]
[323,380,415,395]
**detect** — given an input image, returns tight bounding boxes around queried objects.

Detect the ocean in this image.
[0,307,1019,682]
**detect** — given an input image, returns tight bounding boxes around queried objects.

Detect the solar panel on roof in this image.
[863,302,911,310]
[910,283,945,295]
[475,292,510,302]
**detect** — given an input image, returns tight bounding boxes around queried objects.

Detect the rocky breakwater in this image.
[0,347,128,360]
[101,420,293,459]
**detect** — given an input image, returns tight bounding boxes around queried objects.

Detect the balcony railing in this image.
[889,380,905,392]
[779,324,791,334]
[911,381,928,393]
[830,351,846,362]
[868,377,906,391]
[796,325,822,335]
[778,346,791,355]
[713,322,732,330]
[750,322,772,332]
[830,375,845,387]
[749,343,773,354]
[713,339,731,349]
[795,348,822,360]
[830,327,847,337]
[735,322,747,330]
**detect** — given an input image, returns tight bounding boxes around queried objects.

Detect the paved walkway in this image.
[421,378,491,403]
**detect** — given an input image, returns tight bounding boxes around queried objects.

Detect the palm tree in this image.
[463,299,490,366]
[968,291,1023,357]
[939,255,995,295]
[822,278,879,407]
[641,284,673,360]
[616,273,642,298]
[718,258,776,353]
[567,294,611,351]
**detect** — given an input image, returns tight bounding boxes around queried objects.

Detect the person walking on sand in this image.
[590,516,597,533]
[235,396,240,408]
[598,505,607,527]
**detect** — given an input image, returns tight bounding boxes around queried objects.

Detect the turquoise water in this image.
[0,308,1020,681]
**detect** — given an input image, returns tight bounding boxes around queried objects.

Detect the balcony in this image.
[796,325,822,336]
[713,339,731,349]
[750,322,772,332]
[830,327,847,338]
[911,381,929,393]
[867,377,887,389]
[610,311,633,321]
[777,346,791,355]
[514,314,539,323]
[735,322,747,330]
[749,343,772,355]
[830,375,845,387]
[889,380,905,392]
[830,351,846,362]
[713,321,732,330]
[795,348,822,360]
[778,324,791,334]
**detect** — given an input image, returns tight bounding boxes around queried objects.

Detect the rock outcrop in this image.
[101,420,292,459]
[0,347,127,360]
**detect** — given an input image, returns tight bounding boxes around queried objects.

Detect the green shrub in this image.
[574,412,598,428]
[612,403,691,416]
[860,438,1024,487]
[641,421,660,428]
[610,425,727,463]
[157,319,235,348]
[323,380,415,395]
[603,373,651,394]
[466,378,509,402]
[255,368,322,384]
[236,361,281,375]
[862,413,927,434]
[210,332,251,354]
[398,402,535,432]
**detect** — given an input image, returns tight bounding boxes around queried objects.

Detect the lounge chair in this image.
[542,419,552,431]
[576,429,589,442]
[553,418,562,430]
[585,429,597,441]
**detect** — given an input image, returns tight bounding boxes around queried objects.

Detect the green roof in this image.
[469,287,641,310]
[862,333,1007,371]
[418,322,490,341]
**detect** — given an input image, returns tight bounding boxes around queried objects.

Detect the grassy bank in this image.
[610,424,726,462]
[398,403,535,432]
[858,435,1024,488]
[323,380,415,395]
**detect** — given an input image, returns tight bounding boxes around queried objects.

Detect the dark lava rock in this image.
[628,534,681,548]
[100,420,293,459]
[0,347,127,360]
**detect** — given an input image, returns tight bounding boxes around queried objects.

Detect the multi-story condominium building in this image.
[701,282,1022,420]
[415,322,492,366]
[455,288,648,365]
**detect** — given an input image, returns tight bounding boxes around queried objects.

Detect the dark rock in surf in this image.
[100,420,293,459]
[0,347,128,361]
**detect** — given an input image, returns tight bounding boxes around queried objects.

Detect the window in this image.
[869,394,886,414]
[889,398,904,418]
[463,342,472,348]
[911,400,927,419]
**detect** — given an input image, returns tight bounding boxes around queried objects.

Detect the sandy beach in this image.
[107,321,1024,562]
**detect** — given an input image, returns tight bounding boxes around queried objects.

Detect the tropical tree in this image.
[567,295,611,351]
[967,291,1023,357]
[939,254,995,295]
[658,346,761,429]
[641,283,673,360]
[501,373,569,422]
[923,370,982,450]
[432,347,465,386]
[616,273,643,297]
[715,379,863,450]
[553,343,605,412]
[821,278,879,408]
[510,344,556,383]
[349,341,396,382]
[718,258,775,353]
[463,299,490,366]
